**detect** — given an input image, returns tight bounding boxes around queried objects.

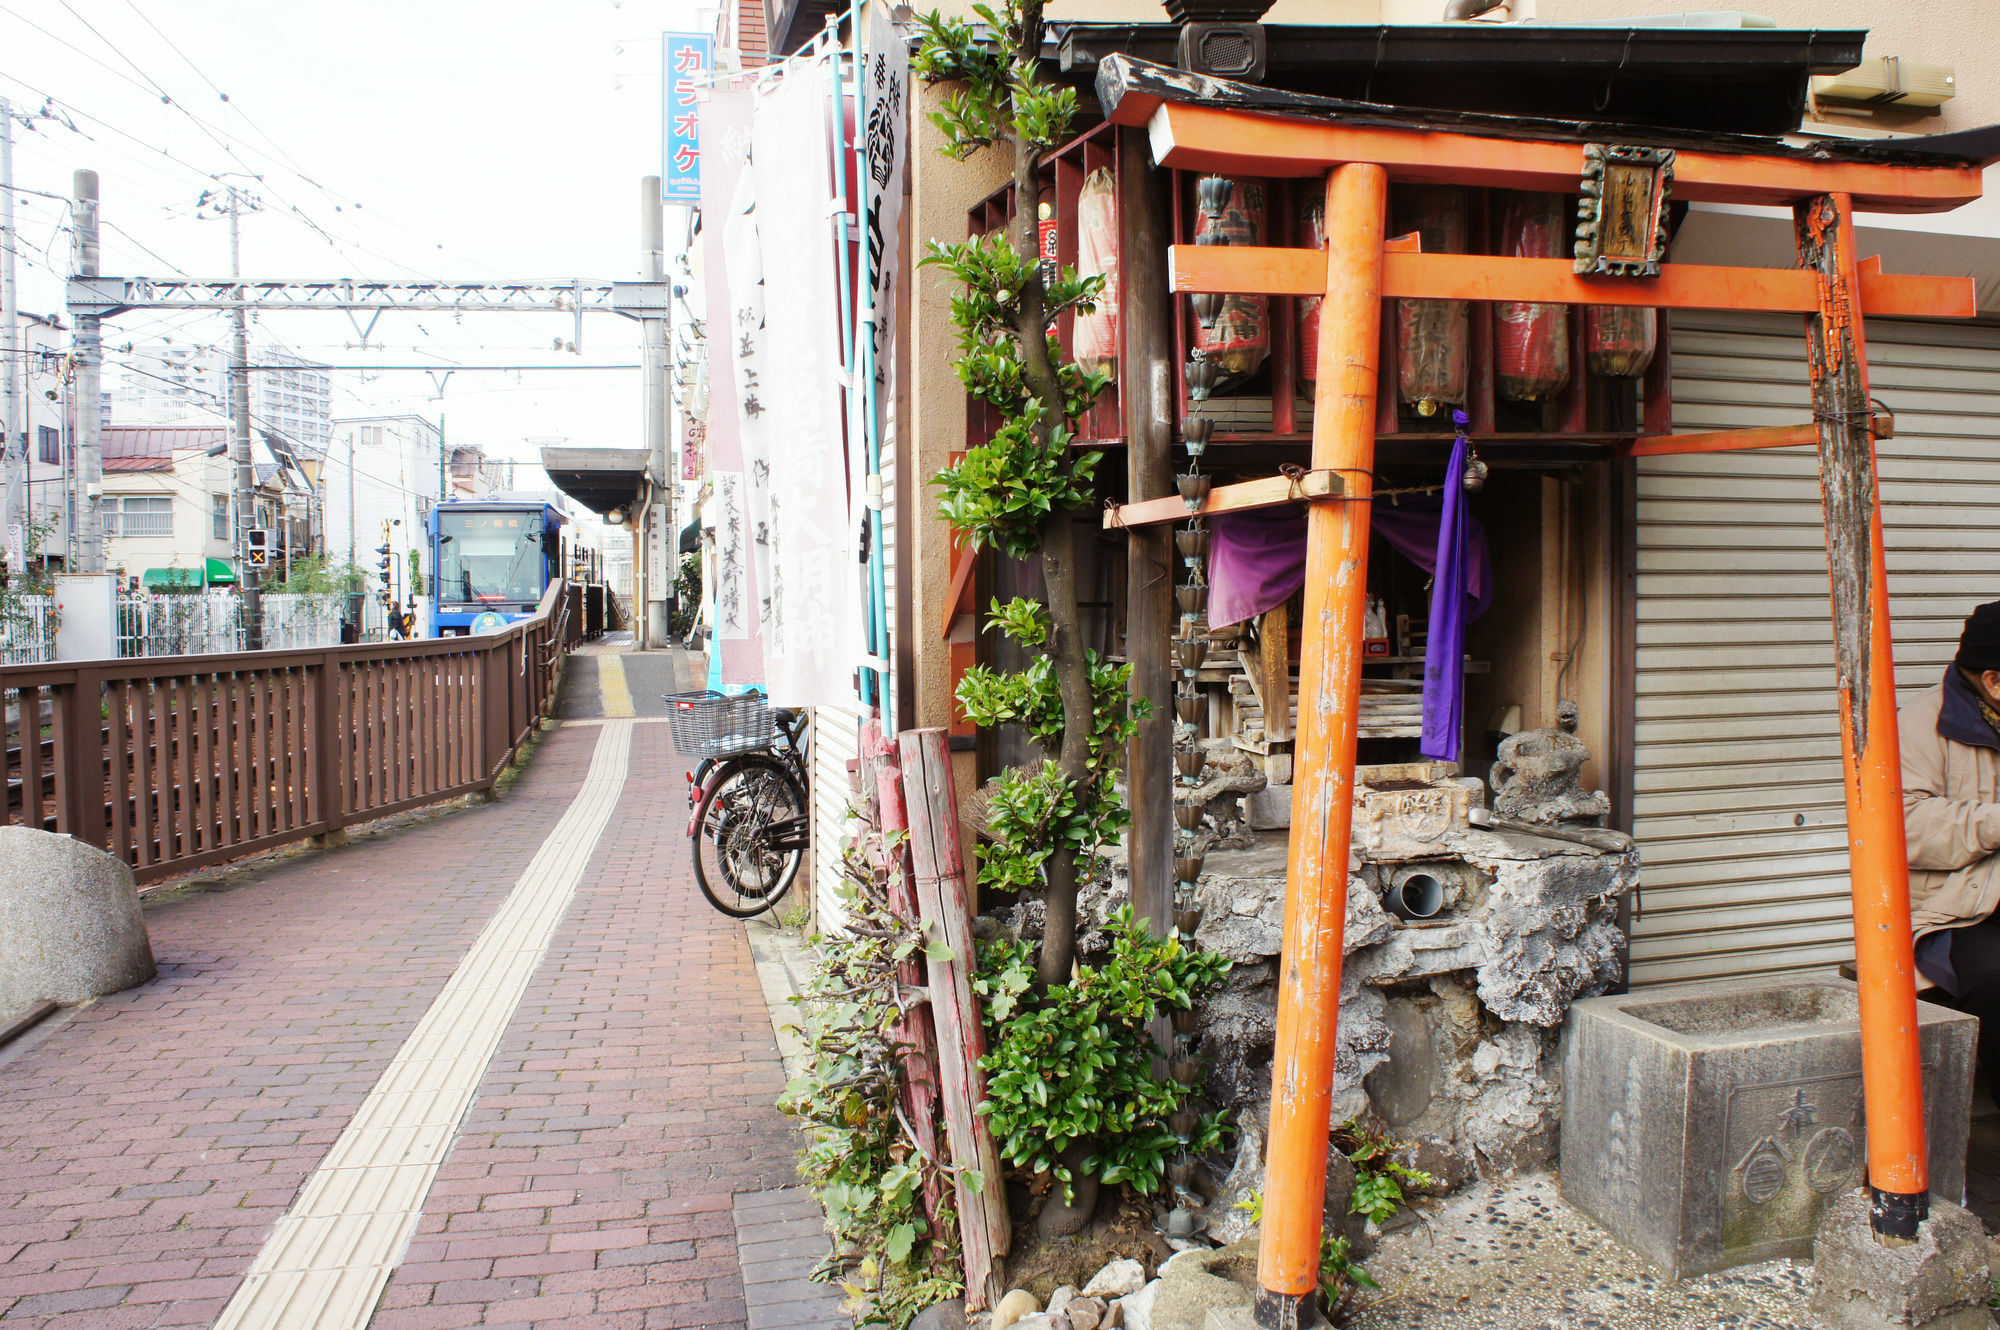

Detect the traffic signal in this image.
[376,542,393,599]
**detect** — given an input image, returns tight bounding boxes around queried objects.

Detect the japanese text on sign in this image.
[663,33,711,202]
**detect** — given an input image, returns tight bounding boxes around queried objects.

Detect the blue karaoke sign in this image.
[663,32,711,203]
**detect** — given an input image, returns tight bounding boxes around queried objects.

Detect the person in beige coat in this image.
[1906,602,2000,1096]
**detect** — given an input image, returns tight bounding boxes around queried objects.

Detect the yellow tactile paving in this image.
[596,653,635,718]
[212,720,634,1330]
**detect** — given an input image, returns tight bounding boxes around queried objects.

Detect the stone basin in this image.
[1559,974,1975,1280]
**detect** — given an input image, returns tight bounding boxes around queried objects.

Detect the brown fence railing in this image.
[1,580,584,883]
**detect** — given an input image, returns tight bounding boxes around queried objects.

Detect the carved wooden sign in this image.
[1574,144,1675,278]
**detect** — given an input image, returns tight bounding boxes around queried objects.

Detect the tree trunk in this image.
[1035,507,1096,989]
[1002,0,1098,989]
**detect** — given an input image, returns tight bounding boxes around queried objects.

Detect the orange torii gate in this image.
[1093,55,1992,1325]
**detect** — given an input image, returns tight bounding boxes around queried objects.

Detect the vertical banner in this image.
[723,164,777,645]
[698,85,765,685]
[663,33,711,204]
[709,471,749,640]
[750,60,862,707]
[860,7,908,422]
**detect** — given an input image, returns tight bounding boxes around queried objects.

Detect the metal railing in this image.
[0,595,57,666]
[1,580,582,884]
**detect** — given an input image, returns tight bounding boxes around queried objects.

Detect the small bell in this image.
[1463,452,1488,492]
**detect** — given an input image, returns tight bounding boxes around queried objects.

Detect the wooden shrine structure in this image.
[1092,54,1999,1325]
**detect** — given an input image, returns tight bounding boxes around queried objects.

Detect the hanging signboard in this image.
[680,414,706,481]
[663,33,711,203]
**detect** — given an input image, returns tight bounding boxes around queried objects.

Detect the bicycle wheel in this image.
[690,754,808,918]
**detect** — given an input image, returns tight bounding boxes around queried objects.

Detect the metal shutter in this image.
[810,704,862,932]
[1630,312,2000,987]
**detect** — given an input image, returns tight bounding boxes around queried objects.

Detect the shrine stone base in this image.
[1812,1191,1992,1330]
[1560,976,1975,1281]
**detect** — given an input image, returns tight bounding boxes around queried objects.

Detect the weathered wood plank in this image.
[1105,469,1344,529]
[899,727,1009,1312]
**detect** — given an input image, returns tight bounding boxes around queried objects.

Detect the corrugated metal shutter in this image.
[810,704,862,931]
[1631,312,2000,987]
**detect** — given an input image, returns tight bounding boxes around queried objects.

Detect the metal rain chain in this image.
[1156,175,1246,1244]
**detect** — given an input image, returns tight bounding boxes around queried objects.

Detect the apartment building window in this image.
[104,496,173,538]
[36,425,58,465]
[212,494,230,541]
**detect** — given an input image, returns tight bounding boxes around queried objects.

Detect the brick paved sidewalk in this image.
[0,670,841,1329]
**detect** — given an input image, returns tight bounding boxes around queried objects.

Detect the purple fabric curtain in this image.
[1207,498,1489,629]
[1206,480,1490,759]
[1420,436,1475,762]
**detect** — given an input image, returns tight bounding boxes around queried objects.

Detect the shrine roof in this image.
[1094,54,2000,174]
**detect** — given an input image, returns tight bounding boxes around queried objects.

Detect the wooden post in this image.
[1796,190,1929,1240]
[899,726,1010,1311]
[1259,602,1292,747]
[1120,125,1176,939]
[1255,161,1387,1326]
[876,752,947,1228]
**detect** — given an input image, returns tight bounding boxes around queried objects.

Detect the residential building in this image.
[18,313,71,570]
[115,339,334,453]
[447,443,516,497]
[98,422,311,587]
[322,415,442,615]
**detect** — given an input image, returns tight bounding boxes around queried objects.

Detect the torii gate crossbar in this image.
[1100,105,1983,1322]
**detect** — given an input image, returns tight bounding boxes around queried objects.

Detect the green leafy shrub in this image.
[972,907,1229,1197]
[1334,1121,1435,1226]
[779,846,963,1328]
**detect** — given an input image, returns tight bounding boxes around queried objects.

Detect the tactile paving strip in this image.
[596,654,636,717]
[212,719,635,1330]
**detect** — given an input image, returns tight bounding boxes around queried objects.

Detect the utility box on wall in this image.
[1560,976,1976,1280]
[52,574,117,662]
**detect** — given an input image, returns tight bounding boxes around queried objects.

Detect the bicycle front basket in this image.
[664,689,774,759]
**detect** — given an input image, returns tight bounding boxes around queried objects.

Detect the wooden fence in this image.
[1,580,583,884]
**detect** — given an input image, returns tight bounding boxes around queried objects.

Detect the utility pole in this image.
[641,176,667,651]
[1,97,20,586]
[71,169,102,574]
[204,181,263,648]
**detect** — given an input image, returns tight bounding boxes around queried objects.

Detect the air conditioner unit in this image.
[1813,57,1955,112]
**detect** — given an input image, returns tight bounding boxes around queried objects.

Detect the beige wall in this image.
[906,84,1012,807]
[1538,0,2000,133]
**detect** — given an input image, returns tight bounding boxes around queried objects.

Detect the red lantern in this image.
[1037,187,1059,288]
[1193,177,1269,380]
[1074,167,1119,381]
[1296,192,1324,385]
[1586,305,1657,379]
[1495,192,1572,402]
[1393,185,1469,415]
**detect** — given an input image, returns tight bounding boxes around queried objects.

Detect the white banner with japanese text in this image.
[696,85,765,683]
[748,59,862,707]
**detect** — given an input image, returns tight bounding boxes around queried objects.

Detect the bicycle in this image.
[667,689,810,918]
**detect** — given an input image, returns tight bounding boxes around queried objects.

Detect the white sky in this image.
[1,0,705,475]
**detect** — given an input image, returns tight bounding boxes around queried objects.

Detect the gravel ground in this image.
[1343,1172,1826,1330]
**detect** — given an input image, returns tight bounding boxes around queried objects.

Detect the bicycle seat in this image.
[772,707,800,729]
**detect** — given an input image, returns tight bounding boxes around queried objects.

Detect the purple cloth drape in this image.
[1420,435,1474,762]
[1206,479,1490,760]
[1207,499,1489,629]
